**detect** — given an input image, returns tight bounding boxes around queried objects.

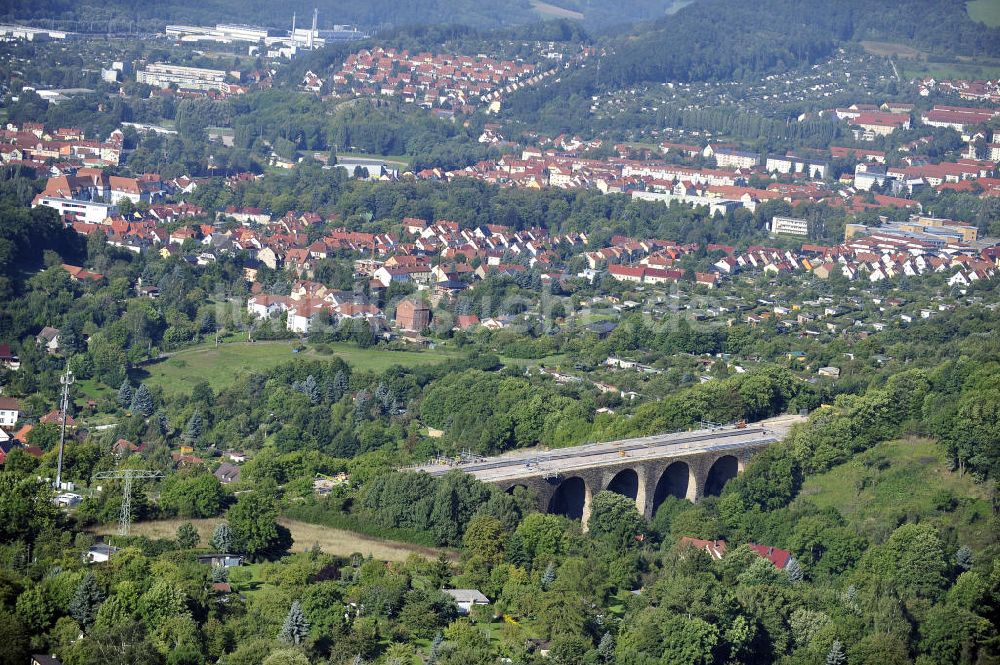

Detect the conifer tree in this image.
[541,561,556,589]
[278,600,309,645]
[956,545,973,571]
[827,639,846,665]
[597,632,615,662]
[302,375,320,404]
[130,383,154,417]
[785,557,803,582]
[68,572,104,631]
[211,521,233,552]
[210,562,229,583]
[183,411,203,444]
[333,370,349,400]
[117,379,134,408]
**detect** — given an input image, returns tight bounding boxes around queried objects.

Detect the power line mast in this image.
[54,368,75,490]
[93,469,163,537]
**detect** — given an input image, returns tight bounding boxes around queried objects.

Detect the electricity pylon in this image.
[93,469,163,537]
[54,368,74,489]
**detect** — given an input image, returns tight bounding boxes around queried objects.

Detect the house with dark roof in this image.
[214,461,241,485]
[0,439,21,463]
[585,320,619,339]
[32,655,64,665]
[197,553,243,568]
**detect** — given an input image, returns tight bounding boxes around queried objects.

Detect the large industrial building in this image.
[164,12,366,58]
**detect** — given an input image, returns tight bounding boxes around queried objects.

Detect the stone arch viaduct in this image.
[416,421,798,526]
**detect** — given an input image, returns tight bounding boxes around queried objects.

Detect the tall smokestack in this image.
[309,8,317,49]
[291,11,296,38]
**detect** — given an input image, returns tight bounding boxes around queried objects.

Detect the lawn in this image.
[968,0,1000,27]
[860,36,1000,80]
[899,59,1000,82]
[531,0,584,20]
[795,437,994,548]
[72,378,111,405]
[134,340,463,397]
[860,41,922,59]
[93,517,446,561]
[498,353,569,369]
[335,151,412,169]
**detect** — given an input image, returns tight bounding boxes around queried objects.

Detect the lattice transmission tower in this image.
[93,469,163,537]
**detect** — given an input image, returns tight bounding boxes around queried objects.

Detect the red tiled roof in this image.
[748,543,792,569]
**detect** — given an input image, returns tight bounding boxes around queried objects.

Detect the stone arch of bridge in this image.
[651,460,695,514]
[547,476,591,522]
[704,454,739,497]
[605,468,640,500]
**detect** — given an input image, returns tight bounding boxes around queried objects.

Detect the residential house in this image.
[62,264,104,282]
[36,326,60,353]
[679,537,728,560]
[443,589,490,615]
[0,439,24,464]
[257,247,283,270]
[112,438,143,458]
[0,397,19,428]
[454,314,480,330]
[247,294,290,319]
[748,543,793,569]
[373,265,414,288]
[31,655,64,665]
[196,553,243,568]
[214,461,241,485]
[396,299,432,332]
[86,544,119,563]
[695,272,719,288]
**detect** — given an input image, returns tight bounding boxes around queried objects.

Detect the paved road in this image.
[415,414,805,483]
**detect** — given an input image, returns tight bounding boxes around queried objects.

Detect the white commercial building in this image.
[0,24,76,41]
[631,190,742,216]
[138,63,228,92]
[33,196,117,224]
[770,215,809,237]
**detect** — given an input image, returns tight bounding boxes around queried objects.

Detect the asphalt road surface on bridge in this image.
[415,414,804,483]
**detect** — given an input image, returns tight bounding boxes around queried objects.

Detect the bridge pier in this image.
[689,460,708,503]
[634,467,650,519]
[581,481,593,532]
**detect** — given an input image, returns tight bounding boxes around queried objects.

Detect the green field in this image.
[795,437,995,549]
[900,59,1000,81]
[335,152,412,169]
[531,0,584,20]
[134,340,462,396]
[498,353,569,368]
[95,517,445,561]
[968,0,1000,27]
